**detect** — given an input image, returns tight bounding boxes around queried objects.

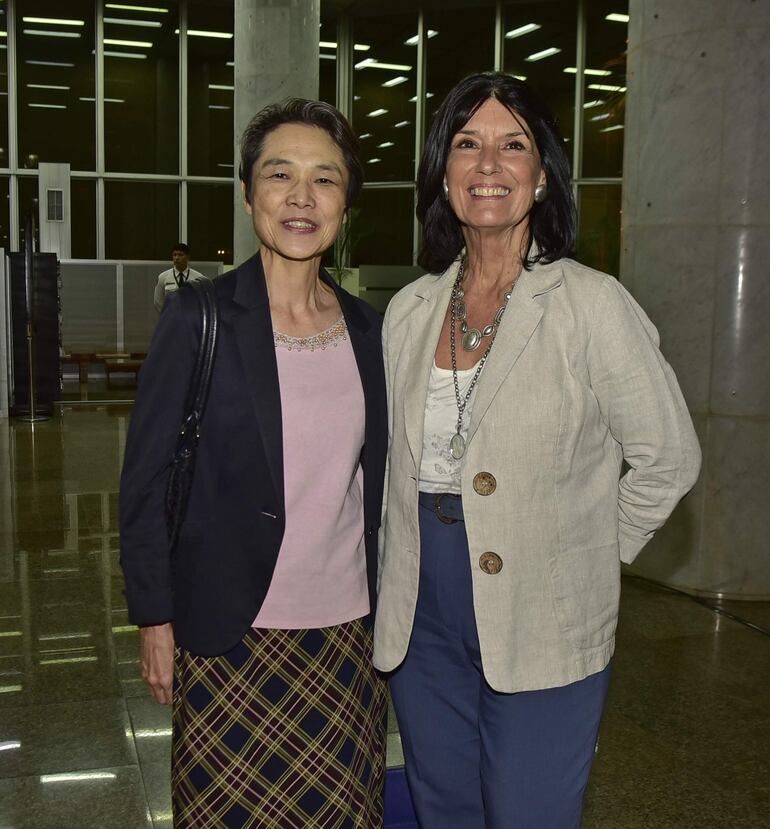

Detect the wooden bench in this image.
[100,354,145,387]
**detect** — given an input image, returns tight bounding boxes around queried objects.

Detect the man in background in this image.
[154,243,208,312]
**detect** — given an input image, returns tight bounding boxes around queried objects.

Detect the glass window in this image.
[17,175,40,250]
[71,178,96,258]
[104,1,179,174]
[503,1,578,152]
[0,176,9,251]
[319,13,337,107]
[105,181,178,259]
[352,12,418,183]
[188,182,232,265]
[576,184,621,275]
[15,0,96,171]
[351,188,413,266]
[424,4,496,138]
[0,0,8,166]
[581,1,628,178]
[188,1,234,177]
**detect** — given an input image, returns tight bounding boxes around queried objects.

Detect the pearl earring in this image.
[534,184,547,203]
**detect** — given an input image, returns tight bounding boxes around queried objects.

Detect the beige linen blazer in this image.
[373,255,701,693]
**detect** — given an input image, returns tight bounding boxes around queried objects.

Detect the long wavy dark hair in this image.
[417,72,575,274]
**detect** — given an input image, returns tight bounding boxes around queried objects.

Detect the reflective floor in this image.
[0,407,768,828]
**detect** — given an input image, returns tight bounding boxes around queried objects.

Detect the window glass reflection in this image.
[16,0,96,170]
[188,183,232,265]
[503,1,577,154]
[351,188,413,266]
[0,176,9,251]
[352,12,418,183]
[71,179,96,258]
[576,184,621,275]
[104,0,179,174]
[18,175,40,249]
[0,0,7,166]
[582,1,627,178]
[188,1,234,177]
[319,14,337,107]
[105,181,178,259]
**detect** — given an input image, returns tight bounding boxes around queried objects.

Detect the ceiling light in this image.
[106,4,169,11]
[28,103,67,109]
[0,742,21,751]
[26,59,75,67]
[367,108,388,117]
[378,141,394,148]
[24,30,81,38]
[394,120,411,128]
[409,93,434,102]
[590,113,610,121]
[358,133,372,139]
[104,50,147,59]
[104,17,162,27]
[525,47,561,62]
[27,83,70,90]
[355,59,412,71]
[208,84,234,90]
[79,97,124,103]
[208,105,230,110]
[404,29,438,46]
[226,61,234,67]
[41,772,117,783]
[22,17,85,26]
[563,67,612,76]
[185,30,233,39]
[367,158,381,163]
[319,54,335,60]
[606,13,630,23]
[583,99,605,109]
[505,23,540,39]
[104,38,152,47]
[599,124,624,132]
[514,75,527,81]
[382,76,408,87]
[588,83,626,92]
[319,41,369,51]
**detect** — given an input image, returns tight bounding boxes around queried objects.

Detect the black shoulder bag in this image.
[164,278,219,550]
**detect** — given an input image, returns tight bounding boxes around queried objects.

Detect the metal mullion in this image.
[336,16,352,120]
[412,10,426,266]
[96,0,106,258]
[572,0,587,193]
[180,0,188,242]
[8,0,19,248]
[494,2,505,72]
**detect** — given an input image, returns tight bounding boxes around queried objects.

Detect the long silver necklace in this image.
[448,260,517,460]
[455,264,515,351]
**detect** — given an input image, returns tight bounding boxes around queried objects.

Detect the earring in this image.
[443,181,449,198]
[534,184,547,203]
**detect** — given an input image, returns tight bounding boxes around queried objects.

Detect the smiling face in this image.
[444,97,546,238]
[243,122,349,264]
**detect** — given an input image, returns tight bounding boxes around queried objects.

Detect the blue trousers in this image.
[388,499,612,829]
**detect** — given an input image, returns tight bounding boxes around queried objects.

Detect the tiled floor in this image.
[0,406,768,828]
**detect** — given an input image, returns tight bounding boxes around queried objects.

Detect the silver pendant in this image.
[461,328,482,351]
[450,432,466,459]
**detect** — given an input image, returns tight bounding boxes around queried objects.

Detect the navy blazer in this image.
[119,252,387,656]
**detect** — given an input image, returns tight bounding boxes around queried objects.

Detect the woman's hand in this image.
[140,623,175,705]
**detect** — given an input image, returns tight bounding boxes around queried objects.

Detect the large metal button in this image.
[473,472,497,496]
[479,552,503,575]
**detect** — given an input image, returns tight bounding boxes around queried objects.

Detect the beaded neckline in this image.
[273,315,347,352]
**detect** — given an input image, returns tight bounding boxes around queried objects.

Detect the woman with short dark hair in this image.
[374,73,700,828]
[121,99,386,828]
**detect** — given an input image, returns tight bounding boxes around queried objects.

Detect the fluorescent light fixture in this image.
[319,54,335,61]
[409,93,434,102]
[377,141,394,148]
[217,163,234,168]
[525,47,561,62]
[26,59,75,67]
[382,76,408,87]
[0,685,22,694]
[22,17,85,26]
[514,75,527,81]
[505,23,540,39]
[0,631,21,638]
[208,84,234,90]
[358,133,372,139]
[80,97,125,103]
[355,59,412,71]
[0,741,21,751]
[606,13,630,23]
[24,29,81,38]
[588,83,626,92]
[404,29,438,46]
[394,120,411,128]
[599,124,624,132]
[186,30,233,39]
[318,41,369,51]
[353,95,361,100]
[226,61,234,67]
[28,103,67,109]
[104,50,147,59]
[134,727,173,738]
[563,67,612,76]
[104,17,162,28]
[27,83,70,90]
[104,38,152,47]
[39,655,98,664]
[367,108,388,117]
[583,99,605,109]
[110,625,137,634]
[208,105,230,110]
[106,3,169,11]
[367,158,381,163]
[42,772,117,783]
[590,113,610,121]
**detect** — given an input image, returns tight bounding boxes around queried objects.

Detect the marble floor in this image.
[0,406,768,828]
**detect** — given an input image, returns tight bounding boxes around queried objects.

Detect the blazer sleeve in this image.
[586,277,702,564]
[119,290,199,625]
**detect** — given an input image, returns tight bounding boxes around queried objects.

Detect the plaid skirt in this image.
[172,618,387,828]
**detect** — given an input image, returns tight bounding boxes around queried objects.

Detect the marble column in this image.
[621,0,770,598]
[233,0,320,266]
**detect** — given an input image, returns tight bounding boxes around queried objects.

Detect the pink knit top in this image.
[252,317,370,629]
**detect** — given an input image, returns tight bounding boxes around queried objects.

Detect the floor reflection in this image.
[0,406,767,828]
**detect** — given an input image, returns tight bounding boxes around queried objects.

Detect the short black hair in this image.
[239,98,363,208]
[416,72,575,274]
[172,243,189,255]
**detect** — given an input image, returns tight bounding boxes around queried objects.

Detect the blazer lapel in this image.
[231,253,284,505]
[403,261,459,467]
[466,259,563,445]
